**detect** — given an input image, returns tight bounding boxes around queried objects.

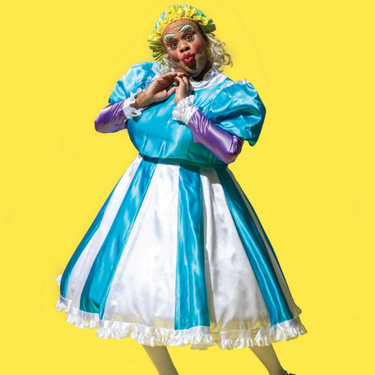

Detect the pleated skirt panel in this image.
[56,154,307,350]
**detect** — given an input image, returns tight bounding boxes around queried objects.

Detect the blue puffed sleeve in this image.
[108,61,157,104]
[207,80,266,146]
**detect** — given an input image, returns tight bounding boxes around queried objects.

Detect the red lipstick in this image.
[182,53,195,64]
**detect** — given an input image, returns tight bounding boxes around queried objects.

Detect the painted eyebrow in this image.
[178,24,194,34]
[164,33,176,44]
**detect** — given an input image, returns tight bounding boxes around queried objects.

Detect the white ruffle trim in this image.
[56,295,307,350]
[122,88,145,119]
[172,95,199,125]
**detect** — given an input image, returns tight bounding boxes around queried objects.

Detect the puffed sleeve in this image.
[108,61,158,104]
[207,80,266,146]
[95,62,158,133]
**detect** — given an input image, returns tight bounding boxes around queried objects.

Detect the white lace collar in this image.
[152,62,227,90]
[189,65,227,90]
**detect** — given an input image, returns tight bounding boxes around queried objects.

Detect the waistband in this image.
[140,154,228,170]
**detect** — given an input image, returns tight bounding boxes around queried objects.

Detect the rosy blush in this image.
[191,43,199,52]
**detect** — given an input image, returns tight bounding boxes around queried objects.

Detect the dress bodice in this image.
[109,62,266,168]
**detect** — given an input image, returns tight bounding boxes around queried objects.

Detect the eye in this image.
[169,42,178,49]
[184,34,195,42]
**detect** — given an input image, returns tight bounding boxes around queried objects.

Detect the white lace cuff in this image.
[172,95,199,124]
[122,88,145,119]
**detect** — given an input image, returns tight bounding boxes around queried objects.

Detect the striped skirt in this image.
[55,153,307,350]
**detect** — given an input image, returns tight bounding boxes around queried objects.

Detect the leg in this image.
[249,344,288,375]
[142,344,179,375]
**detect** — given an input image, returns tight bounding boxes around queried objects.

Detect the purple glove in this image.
[94,100,128,133]
[187,109,244,164]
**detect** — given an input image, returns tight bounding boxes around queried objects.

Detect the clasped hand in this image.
[133,72,192,109]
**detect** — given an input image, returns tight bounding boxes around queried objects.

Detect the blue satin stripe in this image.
[59,180,120,299]
[175,164,210,329]
[79,157,157,316]
[216,169,293,326]
[235,182,290,290]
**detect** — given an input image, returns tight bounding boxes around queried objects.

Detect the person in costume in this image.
[56,5,307,375]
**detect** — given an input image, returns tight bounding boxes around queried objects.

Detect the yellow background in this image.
[1,0,374,374]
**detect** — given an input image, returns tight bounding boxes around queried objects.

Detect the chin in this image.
[187,64,202,76]
[182,65,198,76]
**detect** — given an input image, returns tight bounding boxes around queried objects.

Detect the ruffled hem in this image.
[56,295,307,350]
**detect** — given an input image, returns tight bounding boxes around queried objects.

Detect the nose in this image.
[179,40,190,53]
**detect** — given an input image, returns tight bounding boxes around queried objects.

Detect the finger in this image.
[156,75,177,87]
[166,85,177,96]
[182,76,190,87]
[162,72,183,80]
[159,74,175,82]
[174,77,186,90]
[174,76,185,85]
[162,71,177,77]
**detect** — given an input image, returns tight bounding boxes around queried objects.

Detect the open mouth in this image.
[182,53,195,64]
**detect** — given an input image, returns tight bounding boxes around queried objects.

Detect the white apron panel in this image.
[101,161,179,329]
[200,168,271,333]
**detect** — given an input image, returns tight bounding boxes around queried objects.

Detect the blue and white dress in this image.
[56,62,307,350]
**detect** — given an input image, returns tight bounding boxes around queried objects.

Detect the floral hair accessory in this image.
[147,4,216,62]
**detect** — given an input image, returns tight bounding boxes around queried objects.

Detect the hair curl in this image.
[158,33,233,76]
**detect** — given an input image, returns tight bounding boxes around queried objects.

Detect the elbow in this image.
[222,137,244,163]
[94,104,114,133]
[94,117,105,133]
[94,118,101,133]
[223,155,238,164]
[221,150,240,164]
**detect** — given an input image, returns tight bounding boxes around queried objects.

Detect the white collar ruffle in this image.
[189,64,227,90]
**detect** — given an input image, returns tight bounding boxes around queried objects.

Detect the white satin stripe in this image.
[66,154,143,308]
[200,168,271,334]
[100,161,179,329]
[226,169,302,318]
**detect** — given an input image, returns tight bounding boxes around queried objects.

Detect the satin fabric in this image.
[176,164,210,329]
[60,179,119,299]
[94,101,244,164]
[56,62,306,349]
[108,62,265,168]
[80,157,157,317]
[187,109,244,164]
[57,155,307,349]
[94,100,127,133]
[217,168,293,326]
[63,156,143,306]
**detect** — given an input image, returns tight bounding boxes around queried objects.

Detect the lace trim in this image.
[56,295,307,350]
[122,88,145,118]
[172,95,199,124]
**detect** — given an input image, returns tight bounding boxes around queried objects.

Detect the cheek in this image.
[171,52,179,60]
[191,43,199,53]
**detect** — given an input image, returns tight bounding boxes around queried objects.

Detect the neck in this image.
[191,62,212,82]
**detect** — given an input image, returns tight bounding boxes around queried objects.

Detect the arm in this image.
[94,100,128,133]
[95,90,146,134]
[187,109,244,164]
[96,72,185,133]
[172,94,244,164]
